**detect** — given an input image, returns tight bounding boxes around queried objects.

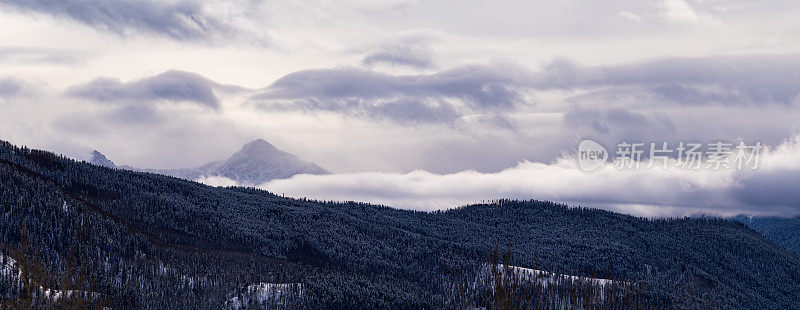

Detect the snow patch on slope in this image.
[502,265,617,287]
[225,283,303,309]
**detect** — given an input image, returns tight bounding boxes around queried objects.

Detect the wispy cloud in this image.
[0,46,86,65]
[66,70,241,109]
[537,55,800,106]
[362,39,436,69]
[2,0,267,44]
[251,64,532,124]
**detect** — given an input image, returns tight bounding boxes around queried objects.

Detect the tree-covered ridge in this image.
[1,140,799,308]
[734,215,800,256]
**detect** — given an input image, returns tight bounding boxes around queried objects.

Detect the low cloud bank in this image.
[230,134,800,217]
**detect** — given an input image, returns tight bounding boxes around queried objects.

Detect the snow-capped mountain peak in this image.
[90,150,116,168]
[239,139,279,153]
[215,139,330,185]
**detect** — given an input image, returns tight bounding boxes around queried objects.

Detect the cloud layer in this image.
[258,134,800,217]
[537,55,800,105]
[252,64,532,124]
[66,70,235,109]
[251,54,800,127]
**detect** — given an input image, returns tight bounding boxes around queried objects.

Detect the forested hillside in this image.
[734,215,800,256]
[1,140,799,308]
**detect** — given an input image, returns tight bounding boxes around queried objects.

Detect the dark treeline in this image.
[0,140,799,308]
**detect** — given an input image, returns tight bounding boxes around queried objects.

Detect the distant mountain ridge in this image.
[91,139,330,185]
[734,215,800,256]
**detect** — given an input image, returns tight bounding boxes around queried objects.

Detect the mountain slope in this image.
[209,139,330,184]
[2,141,800,308]
[89,150,115,168]
[96,139,330,185]
[734,215,800,256]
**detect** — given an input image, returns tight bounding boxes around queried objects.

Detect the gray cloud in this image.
[66,70,233,109]
[0,78,26,98]
[564,107,676,138]
[362,40,436,69]
[546,55,800,156]
[252,65,532,124]
[2,0,244,42]
[536,54,800,105]
[733,170,800,210]
[50,107,247,169]
[250,54,800,127]
[0,77,40,102]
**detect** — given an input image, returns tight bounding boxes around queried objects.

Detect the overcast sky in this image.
[2,0,800,216]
